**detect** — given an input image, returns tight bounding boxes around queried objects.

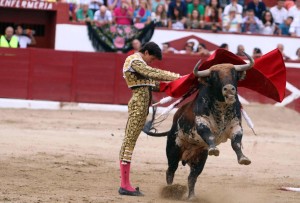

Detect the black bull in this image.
[143,53,254,199]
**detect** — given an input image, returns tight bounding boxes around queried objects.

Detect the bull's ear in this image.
[238,71,246,81]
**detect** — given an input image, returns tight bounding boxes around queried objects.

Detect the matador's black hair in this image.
[139,42,162,60]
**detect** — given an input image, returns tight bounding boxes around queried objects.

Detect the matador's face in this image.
[143,51,157,65]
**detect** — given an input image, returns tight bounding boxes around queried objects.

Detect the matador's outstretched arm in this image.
[131,60,180,81]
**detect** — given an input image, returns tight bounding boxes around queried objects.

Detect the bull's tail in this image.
[142,106,169,137]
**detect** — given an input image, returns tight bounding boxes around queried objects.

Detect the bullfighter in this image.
[119,42,181,196]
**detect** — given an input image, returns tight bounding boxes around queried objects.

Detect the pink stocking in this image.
[120,161,135,191]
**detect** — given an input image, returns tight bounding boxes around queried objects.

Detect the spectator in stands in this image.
[222,6,242,33]
[114,0,134,25]
[246,0,266,20]
[277,43,291,60]
[289,18,300,36]
[288,0,300,20]
[285,0,295,10]
[278,16,293,35]
[288,0,300,36]
[168,6,186,29]
[89,0,104,14]
[219,0,229,8]
[204,8,222,31]
[66,0,77,22]
[162,42,170,53]
[194,43,211,56]
[151,0,167,13]
[0,26,18,48]
[108,0,121,10]
[167,0,187,19]
[220,43,229,50]
[252,47,262,59]
[270,0,288,25]
[223,0,243,16]
[205,0,222,20]
[179,43,194,54]
[187,0,204,20]
[242,9,262,34]
[76,3,94,22]
[151,4,168,27]
[14,25,36,48]
[185,45,194,55]
[186,38,199,52]
[186,9,203,29]
[294,47,300,60]
[134,0,152,24]
[236,44,245,56]
[127,39,142,55]
[131,0,140,11]
[94,5,113,26]
[162,42,178,53]
[260,11,276,35]
[204,0,222,32]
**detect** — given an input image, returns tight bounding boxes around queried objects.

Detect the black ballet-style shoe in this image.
[118,187,144,196]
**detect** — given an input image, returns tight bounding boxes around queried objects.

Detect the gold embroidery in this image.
[119,86,150,162]
[123,53,180,88]
[120,53,180,162]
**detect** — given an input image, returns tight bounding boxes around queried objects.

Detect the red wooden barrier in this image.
[0,48,299,112]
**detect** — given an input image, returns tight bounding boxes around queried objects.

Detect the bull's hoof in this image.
[187,193,200,201]
[166,170,174,185]
[208,147,219,156]
[238,156,251,165]
[188,194,196,201]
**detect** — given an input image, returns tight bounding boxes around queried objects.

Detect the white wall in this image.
[55,24,300,59]
[55,24,95,52]
[151,30,300,60]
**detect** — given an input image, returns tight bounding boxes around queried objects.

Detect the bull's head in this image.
[193,52,254,104]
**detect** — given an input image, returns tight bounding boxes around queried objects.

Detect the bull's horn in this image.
[193,60,210,77]
[234,52,255,71]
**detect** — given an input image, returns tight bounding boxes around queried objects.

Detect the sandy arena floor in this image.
[0,104,299,203]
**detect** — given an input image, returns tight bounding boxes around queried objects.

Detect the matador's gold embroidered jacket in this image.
[123,53,180,88]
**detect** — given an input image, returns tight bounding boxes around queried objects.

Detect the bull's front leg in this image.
[196,122,219,156]
[187,150,208,199]
[231,127,251,165]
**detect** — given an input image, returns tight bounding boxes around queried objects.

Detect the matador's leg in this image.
[119,87,150,196]
[119,87,150,162]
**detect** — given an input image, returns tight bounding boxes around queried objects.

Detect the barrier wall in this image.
[0,48,299,112]
[0,48,127,104]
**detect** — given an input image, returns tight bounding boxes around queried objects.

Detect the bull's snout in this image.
[223,85,236,94]
[222,84,236,104]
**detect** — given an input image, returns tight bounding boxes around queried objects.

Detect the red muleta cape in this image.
[159,48,286,102]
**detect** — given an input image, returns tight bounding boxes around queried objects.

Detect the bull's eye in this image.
[224,87,227,91]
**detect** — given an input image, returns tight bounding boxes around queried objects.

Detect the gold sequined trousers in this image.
[119,86,151,162]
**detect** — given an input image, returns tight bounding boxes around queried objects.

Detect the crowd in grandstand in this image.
[65,0,300,36]
[1,0,300,60]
